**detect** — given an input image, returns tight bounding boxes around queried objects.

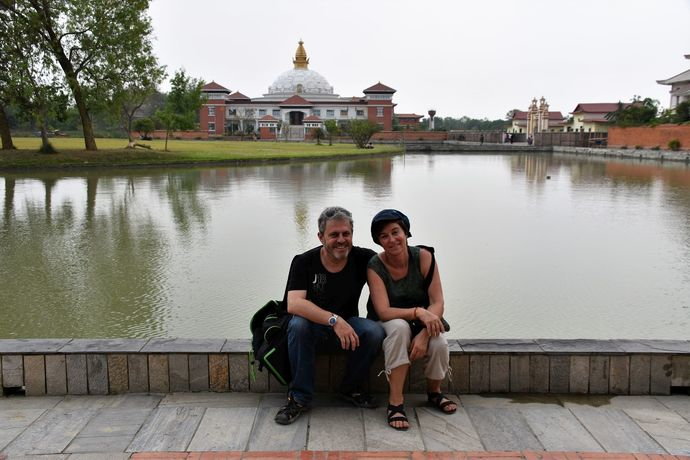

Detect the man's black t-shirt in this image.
[286,246,376,319]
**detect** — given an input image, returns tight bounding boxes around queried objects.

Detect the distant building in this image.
[569,103,628,132]
[657,54,690,109]
[395,113,423,130]
[199,41,397,140]
[507,98,566,134]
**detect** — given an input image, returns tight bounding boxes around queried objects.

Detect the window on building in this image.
[313,109,321,117]
[356,109,364,117]
[259,109,266,116]
[208,106,215,117]
[208,122,215,132]
[326,109,334,118]
[273,109,280,117]
[340,109,348,116]
[376,107,384,117]
[229,109,237,116]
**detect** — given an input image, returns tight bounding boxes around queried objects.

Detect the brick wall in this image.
[608,124,690,150]
[372,131,448,141]
[151,130,210,140]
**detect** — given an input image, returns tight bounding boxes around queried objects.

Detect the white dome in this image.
[268,68,335,96]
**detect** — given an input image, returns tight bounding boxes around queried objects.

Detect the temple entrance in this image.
[288,111,304,125]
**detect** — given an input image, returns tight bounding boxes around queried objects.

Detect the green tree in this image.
[324,119,340,145]
[155,69,205,151]
[133,117,155,139]
[346,120,381,148]
[673,101,690,123]
[606,97,658,126]
[2,0,160,151]
[312,127,325,145]
[0,7,68,153]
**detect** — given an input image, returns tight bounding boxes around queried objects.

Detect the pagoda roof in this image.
[657,68,690,85]
[363,82,396,93]
[259,115,279,121]
[304,115,322,121]
[571,103,627,114]
[280,94,313,106]
[228,91,251,101]
[202,81,230,92]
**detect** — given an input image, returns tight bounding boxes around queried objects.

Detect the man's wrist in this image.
[328,313,339,327]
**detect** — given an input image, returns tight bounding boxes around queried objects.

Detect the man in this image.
[275,206,385,425]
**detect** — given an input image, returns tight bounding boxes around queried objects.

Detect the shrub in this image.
[668,139,681,151]
[651,146,660,150]
[635,145,643,150]
[620,145,628,149]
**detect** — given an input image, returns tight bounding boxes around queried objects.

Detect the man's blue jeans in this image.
[287,315,385,406]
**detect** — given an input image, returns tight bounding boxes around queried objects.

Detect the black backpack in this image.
[250,299,292,386]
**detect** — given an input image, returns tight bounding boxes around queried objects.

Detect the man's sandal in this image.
[427,392,457,414]
[387,403,409,431]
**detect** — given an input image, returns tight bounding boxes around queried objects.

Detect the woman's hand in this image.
[417,308,443,337]
[409,331,429,361]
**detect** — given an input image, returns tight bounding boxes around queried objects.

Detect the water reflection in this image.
[1,154,689,339]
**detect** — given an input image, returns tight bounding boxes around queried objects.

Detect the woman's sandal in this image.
[427,392,457,414]
[387,403,409,431]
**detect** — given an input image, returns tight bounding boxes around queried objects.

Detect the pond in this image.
[1,153,689,340]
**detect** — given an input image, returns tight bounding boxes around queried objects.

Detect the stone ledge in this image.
[141,338,226,353]
[0,339,71,353]
[59,338,148,353]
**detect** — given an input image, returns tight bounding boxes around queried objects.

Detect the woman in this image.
[367,209,456,431]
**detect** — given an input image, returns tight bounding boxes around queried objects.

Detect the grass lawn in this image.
[0,137,403,170]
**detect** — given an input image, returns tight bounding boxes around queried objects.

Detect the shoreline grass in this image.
[0,138,403,170]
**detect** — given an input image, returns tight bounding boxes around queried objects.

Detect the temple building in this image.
[199,41,396,140]
[657,54,690,110]
[507,98,566,134]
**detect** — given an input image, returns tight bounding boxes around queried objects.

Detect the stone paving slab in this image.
[187,407,257,451]
[159,392,261,408]
[59,339,148,353]
[0,339,71,353]
[246,406,307,451]
[415,400,484,451]
[2,408,98,456]
[465,406,543,451]
[566,405,666,453]
[307,407,365,451]
[127,406,205,452]
[141,339,226,353]
[520,404,604,451]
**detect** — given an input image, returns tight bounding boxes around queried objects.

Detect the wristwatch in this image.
[328,314,338,327]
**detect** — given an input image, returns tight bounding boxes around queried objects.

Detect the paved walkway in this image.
[1,392,689,459]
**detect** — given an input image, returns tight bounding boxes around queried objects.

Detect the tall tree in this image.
[0,103,15,150]
[0,5,68,153]
[156,69,205,151]
[2,0,159,151]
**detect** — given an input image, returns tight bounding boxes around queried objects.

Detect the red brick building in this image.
[395,113,424,129]
[199,41,396,140]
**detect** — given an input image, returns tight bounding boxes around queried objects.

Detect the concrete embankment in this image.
[398,141,690,163]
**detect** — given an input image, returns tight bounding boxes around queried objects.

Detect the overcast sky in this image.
[149,0,690,120]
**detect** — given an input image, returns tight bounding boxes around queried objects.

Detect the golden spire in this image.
[293,40,309,70]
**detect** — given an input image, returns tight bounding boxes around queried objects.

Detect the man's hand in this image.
[333,320,360,351]
[409,331,429,361]
[417,308,443,337]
